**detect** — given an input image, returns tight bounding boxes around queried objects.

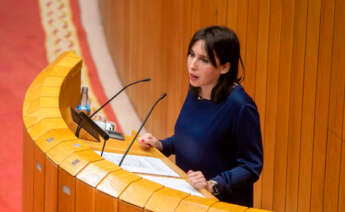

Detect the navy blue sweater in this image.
[161,85,263,207]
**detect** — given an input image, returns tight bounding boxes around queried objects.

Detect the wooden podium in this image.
[22,51,270,212]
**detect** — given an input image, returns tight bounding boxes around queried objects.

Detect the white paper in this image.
[139,175,204,197]
[95,151,179,177]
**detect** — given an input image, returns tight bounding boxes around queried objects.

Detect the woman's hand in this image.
[187,170,208,191]
[138,133,163,151]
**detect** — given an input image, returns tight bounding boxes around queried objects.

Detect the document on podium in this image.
[95,151,179,177]
[139,174,204,197]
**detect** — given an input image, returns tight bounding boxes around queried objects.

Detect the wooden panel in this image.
[253,0,270,207]
[285,0,308,212]
[339,143,345,212]
[144,187,189,212]
[297,0,322,212]
[260,0,282,209]
[208,202,247,212]
[33,145,46,212]
[309,0,335,211]
[323,0,345,210]
[175,195,217,212]
[96,169,141,199]
[58,168,76,212]
[190,0,228,29]
[95,190,118,212]
[103,0,129,82]
[22,129,34,212]
[272,0,295,211]
[163,0,190,137]
[243,0,259,98]
[118,201,143,212]
[235,0,248,69]
[76,181,95,212]
[324,133,343,212]
[227,0,238,30]
[119,179,163,208]
[99,0,345,211]
[45,158,58,212]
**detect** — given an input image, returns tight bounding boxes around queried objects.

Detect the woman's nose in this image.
[189,58,198,70]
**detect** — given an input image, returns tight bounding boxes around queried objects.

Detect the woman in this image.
[139,25,263,207]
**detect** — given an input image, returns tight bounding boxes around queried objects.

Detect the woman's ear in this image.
[220,62,230,74]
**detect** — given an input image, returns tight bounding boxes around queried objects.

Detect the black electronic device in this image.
[70,107,109,143]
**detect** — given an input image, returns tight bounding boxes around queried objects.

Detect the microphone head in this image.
[143,78,151,82]
[160,93,167,99]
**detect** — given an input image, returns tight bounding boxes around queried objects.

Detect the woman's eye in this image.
[200,58,209,63]
[189,52,195,57]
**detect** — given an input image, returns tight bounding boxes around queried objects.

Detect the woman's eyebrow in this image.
[199,54,209,59]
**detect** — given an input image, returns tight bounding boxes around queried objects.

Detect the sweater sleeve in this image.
[212,104,263,196]
[160,135,176,157]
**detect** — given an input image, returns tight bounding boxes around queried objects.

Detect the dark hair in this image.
[188,25,244,103]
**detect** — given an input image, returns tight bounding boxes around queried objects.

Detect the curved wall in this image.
[99,0,345,211]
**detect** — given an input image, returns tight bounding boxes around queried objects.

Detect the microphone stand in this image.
[117,93,167,166]
[75,78,151,139]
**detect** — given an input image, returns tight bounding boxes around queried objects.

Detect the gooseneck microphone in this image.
[89,78,151,119]
[117,93,167,166]
[75,78,151,139]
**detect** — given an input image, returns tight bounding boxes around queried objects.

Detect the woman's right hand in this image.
[138,133,163,151]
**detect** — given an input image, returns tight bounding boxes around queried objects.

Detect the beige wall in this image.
[98,0,345,211]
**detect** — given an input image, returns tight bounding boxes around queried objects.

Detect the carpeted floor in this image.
[0,0,138,211]
[0,0,47,211]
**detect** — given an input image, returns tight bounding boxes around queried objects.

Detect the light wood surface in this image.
[22,52,269,211]
[99,0,345,211]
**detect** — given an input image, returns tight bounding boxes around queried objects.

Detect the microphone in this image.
[117,93,167,166]
[75,78,151,139]
[89,78,151,119]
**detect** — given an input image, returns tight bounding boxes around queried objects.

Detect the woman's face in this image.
[187,40,227,96]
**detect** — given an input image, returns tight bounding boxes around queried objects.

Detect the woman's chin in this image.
[189,79,200,87]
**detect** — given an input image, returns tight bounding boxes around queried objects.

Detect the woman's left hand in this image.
[187,170,208,190]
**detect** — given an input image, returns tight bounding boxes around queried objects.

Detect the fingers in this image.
[138,133,158,150]
[187,170,207,190]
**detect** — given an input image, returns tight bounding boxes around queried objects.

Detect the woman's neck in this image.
[199,86,213,100]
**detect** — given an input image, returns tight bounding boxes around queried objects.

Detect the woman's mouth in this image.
[189,73,199,81]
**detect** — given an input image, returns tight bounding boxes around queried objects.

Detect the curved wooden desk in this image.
[22,51,270,212]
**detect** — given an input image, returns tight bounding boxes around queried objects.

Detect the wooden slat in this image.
[253,0,270,208]
[323,0,345,210]
[261,0,282,209]
[285,0,308,211]
[243,0,259,98]
[58,169,76,212]
[33,145,46,212]
[235,0,248,70]
[22,129,34,212]
[144,187,189,212]
[272,0,295,211]
[107,0,129,84]
[76,181,95,212]
[45,158,58,212]
[324,133,343,212]
[309,0,335,211]
[339,143,345,212]
[227,0,238,30]
[163,0,189,137]
[143,0,164,136]
[118,200,143,212]
[297,0,322,211]
[95,190,117,212]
